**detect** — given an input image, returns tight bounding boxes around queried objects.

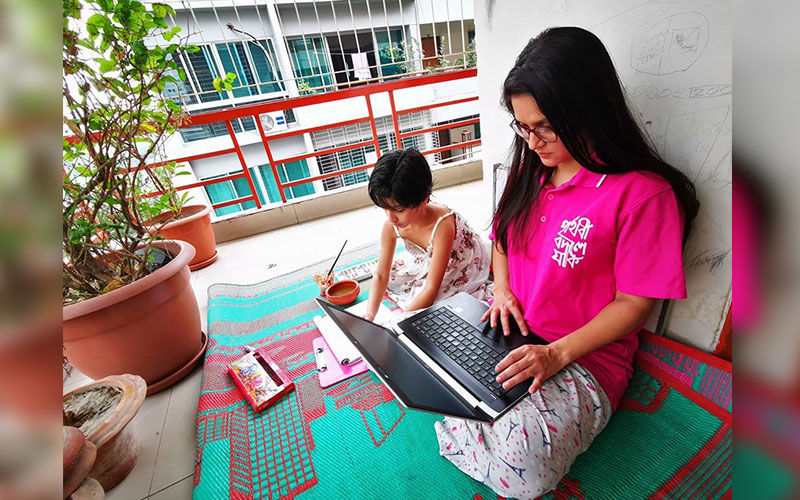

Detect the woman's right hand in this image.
[362,310,376,322]
[481,286,529,336]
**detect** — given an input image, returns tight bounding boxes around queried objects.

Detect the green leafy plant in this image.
[379,38,421,75]
[464,40,477,68]
[62,0,197,303]
[213,72,237,93]
[297,79,314,94]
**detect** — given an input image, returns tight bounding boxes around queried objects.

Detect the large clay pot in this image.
[63,426,97,498]
[63,240,206,394]
[146,205,217,271]
[63,374,146,491]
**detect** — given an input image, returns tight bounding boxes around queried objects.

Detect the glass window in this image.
[258,160,315,203]
[287,38,333,90]
[186,46,224,103]
[247,40,284,94]
[216,42,256,98]
[202,168,264,216]
[376,29,406,77]
[203,175,239,217]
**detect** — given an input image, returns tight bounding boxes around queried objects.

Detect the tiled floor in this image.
[63,179,492,499]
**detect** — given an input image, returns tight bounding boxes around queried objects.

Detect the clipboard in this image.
[312,337,368,388]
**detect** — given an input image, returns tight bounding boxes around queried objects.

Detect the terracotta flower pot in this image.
[63,374,146,492]
[146,204,217,271]
[63,426,98,498]
[63,240,206,394]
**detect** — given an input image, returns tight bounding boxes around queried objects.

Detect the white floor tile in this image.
[150,366,203,493]
[104,388,172,500]
[148,475,193,500]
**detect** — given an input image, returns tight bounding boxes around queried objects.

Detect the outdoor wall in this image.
[169,5,278,44]
[474,0,731,352]
[274,1,415,37]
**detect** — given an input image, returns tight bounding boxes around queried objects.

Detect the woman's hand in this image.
[480,286,529,336]
[362,310,376,322]
[495,344,566,394]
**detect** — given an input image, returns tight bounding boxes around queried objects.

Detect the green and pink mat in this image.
[193,244,731,499]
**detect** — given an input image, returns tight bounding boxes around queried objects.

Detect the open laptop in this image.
[315,292,548,422]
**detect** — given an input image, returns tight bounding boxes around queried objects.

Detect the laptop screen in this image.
[317,300,482,420]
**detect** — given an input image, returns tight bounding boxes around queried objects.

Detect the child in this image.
[363,148,490,321]
[434,27,699,499]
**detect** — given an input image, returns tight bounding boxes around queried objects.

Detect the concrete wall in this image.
[473,0,732,352]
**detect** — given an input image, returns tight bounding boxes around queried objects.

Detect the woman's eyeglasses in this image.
[509,119,558,143]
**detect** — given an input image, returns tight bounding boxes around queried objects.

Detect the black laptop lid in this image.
[316,299,486,421]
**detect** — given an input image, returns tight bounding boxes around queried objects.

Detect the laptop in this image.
[315,292,548,422]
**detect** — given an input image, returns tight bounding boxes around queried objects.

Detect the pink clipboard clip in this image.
[312,337,368,388]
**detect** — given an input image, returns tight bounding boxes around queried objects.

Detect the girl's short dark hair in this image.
[368,148,433,210]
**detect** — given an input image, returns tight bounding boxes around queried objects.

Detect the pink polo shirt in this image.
[492,167,686,409]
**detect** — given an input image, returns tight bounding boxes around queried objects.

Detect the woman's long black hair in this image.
[493,27,699,254]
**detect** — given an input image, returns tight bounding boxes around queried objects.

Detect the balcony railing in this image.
[148,68,480,215]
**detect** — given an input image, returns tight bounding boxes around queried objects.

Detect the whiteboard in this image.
[475,0,731,351]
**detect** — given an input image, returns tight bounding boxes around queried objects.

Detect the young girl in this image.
[363,148,490,321]
[434,28,699,499]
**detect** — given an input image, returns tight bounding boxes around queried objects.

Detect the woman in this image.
[434,27,699,499]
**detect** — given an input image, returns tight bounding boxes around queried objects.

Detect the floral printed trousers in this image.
[434,363,612,499]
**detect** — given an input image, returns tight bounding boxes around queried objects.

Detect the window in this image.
[183,46,224,103]
[375,29,406,77]
[258,160,315,203]
[311,114,431,191]
[216,40,284,97]
[170,40,283,105]
[179,107,257,143]
[202,168,266,217]
[288,37,333,90]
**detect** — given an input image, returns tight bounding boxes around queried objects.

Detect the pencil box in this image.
[228,349,294,412]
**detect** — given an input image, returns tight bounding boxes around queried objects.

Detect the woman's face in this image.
[510,94,576,169]
[382,198,427,229]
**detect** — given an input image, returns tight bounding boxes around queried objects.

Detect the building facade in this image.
[157,0,480,219]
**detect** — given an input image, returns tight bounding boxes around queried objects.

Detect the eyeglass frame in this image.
[509,119,558,143]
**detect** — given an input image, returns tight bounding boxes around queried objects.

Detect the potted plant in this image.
[63,0,207,393]
[139,162,218,271]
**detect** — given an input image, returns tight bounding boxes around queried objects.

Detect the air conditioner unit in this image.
[258,111,289,134]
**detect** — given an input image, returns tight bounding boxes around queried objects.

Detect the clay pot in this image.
[325,280,360,306]
[63,240,206,395]
[69,477,104,499]
[146,205,217,271]
[63,426,97,498]
[63,374,146,492]
[0,320,61,418]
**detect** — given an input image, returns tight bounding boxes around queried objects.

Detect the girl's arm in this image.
[404,216,456,311]
[479,240,530,336]
[364,221,397,321]
[495,291,656,393]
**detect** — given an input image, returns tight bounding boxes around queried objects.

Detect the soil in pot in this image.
[63,386,123,437]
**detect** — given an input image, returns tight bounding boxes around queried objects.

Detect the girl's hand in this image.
[480,286,529,336]
[362,310,376,322]
[495,344,566,394]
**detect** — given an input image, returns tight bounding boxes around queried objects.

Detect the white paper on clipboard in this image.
[313,302,395,365]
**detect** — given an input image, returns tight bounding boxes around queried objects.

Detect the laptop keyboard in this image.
[411,307,508,396]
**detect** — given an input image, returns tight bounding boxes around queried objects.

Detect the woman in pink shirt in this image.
[435,27,699,498]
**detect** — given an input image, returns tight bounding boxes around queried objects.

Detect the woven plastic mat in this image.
[192,242,731,499]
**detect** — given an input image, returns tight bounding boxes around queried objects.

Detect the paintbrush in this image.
[325,239,347,279]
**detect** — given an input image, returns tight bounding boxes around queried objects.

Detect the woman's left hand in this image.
[495,344,566,394]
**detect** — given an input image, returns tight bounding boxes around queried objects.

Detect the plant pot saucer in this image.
[146,331,208,396]
[189,250,217,271]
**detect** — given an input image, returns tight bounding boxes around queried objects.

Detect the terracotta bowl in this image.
[325,280,360,306]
